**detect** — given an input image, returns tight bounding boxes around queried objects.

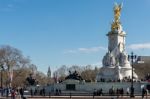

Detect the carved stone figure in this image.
[110,55,116,66]
[103,52,109,66]
[119,52,129,66]
[102,54,107,66]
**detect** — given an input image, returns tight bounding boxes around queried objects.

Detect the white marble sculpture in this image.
[96,3,138,81]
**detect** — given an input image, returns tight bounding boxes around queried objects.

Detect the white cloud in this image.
[91,61,102,66]
[128,43,150,50]
[64,46,106,54]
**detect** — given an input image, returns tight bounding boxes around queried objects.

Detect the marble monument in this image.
[96,3,138,81]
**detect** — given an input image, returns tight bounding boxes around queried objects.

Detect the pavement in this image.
[0,95,150,99]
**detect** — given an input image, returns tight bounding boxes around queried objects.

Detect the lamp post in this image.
[0,65,4,96]
[128,52,137,98]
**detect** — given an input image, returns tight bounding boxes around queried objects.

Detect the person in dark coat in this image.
[43,88,45,96]
[6,88,9,97]
[11,89,16,99]
[30,88,33,97]
[19,88,24,98]
[142,88,146,99]
[34,88,37,95]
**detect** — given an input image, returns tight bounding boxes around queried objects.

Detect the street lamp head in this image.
[128,52,138,62]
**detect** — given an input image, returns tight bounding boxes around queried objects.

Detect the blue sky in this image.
[0,0,150,74]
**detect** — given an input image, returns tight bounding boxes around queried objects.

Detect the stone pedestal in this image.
[96,26,138,81]
[96,66,138,81]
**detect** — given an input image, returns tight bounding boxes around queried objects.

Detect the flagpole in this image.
[8,69,13,88]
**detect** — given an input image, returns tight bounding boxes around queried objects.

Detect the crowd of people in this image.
[0,87,48,99]
[92,86,149,98]
[98,76,137,82]
[108,87,124,96]
[93,88,103,96]
[0,87,26,99]
[0,86,149,99]
[55,89,62,95]
[30,87,46,96]
[93,87,124,96]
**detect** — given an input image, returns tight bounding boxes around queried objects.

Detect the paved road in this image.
[28,96,149,99]
[1,96,150,99]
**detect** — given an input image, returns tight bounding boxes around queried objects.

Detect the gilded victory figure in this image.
[111,3,123,31]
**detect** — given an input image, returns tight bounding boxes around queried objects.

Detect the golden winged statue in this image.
[114,3,122,22]
[111,3,123,31]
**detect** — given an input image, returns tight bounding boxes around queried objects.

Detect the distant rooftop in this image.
[137,56,150,63]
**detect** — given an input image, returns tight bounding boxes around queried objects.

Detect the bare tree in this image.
[12,68,31,87]
[68,65,83,74]
[0,45,29,70]
[81,65,96,82]
[56,65,68,78]
[0,45,30,87]
[35,71,47,85]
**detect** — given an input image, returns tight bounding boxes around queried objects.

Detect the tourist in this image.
[93,89,97,96]
[116,88,119,97]
[142,87,146,99]
[34,88,37,95]
[59,89,61,95]
[126,87,130,96]
[49,91,51,97]
[97,88,103,96]
[43,87,45,96]
[100,88,103,96]
[109,88,111,95]
[145,88,149,99]
[19,88,24,98]
[30,88,33,97]
[40,89,42,96]
[120,88,124,96]
[109,88,114,96]
[11,89,16,99]
[6,88,9,97]
[55,89,58,95]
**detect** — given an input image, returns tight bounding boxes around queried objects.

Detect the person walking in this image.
[34,88,37,95]
[11,89,16,99]
[6,88,9,97]
[43,88,45,96]
[145,88,149,99]
[126,87,130,96]
[30,88,33,97]
[142,88,146,99]
[19,88,24,99]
